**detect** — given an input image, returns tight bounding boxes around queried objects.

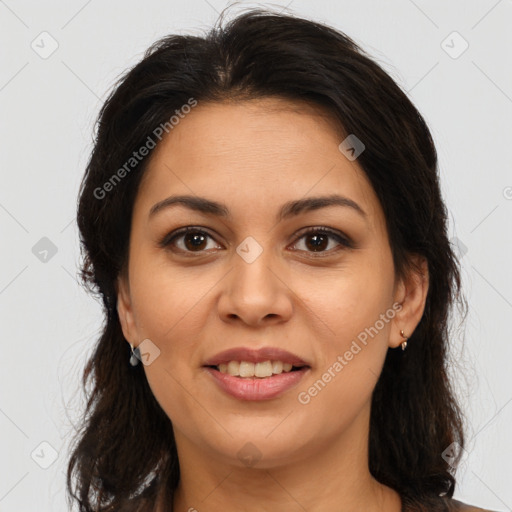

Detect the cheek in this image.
[293,281,393,433]
[128,253,212,346]
[128,253,212,394]
[300,258,394,349]
[295,259,394,408]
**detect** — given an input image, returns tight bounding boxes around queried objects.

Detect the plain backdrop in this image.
[0,1,511,510]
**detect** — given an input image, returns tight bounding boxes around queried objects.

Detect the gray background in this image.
[1,0,511,510]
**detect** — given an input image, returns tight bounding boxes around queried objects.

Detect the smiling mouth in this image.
[204,360,309,378]
[203,363,310,401]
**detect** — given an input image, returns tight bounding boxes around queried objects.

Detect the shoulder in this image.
[403,495,502,512]
[448,498,501,512]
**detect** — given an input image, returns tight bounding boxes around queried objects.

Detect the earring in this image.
[400,330,408,351]
[129,343,141,366]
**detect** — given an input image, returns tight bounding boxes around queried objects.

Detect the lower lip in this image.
[203,366,310,401]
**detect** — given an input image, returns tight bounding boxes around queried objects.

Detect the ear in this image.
[389,254,429,349]
[116,272,139,346]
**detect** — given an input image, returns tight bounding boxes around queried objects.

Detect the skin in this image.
[116,98,429,512]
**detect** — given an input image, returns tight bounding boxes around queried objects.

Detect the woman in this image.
[66,8,498,512]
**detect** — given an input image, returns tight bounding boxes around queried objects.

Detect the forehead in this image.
[134,98,384,230]
[145,97,346,170]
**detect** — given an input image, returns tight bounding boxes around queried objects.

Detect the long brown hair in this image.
[67,7,467,511]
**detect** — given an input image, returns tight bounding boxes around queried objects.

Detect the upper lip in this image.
[203,347,310,367]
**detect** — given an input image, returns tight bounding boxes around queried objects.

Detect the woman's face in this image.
[117,98,427,469]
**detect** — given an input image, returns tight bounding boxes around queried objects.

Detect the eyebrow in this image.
[149,194,367,222]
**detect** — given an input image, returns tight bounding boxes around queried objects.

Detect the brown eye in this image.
[291,227,352,255]
[159,227,220,253]
[181,231,208,251]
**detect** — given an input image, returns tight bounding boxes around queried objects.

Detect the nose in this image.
[217,244,294,327]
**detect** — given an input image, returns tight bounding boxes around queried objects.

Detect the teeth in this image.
[254,360,273,377]
[272,360,283,374]
[216,360,301,378]
[227,361,240,376]
[239,361,255,377]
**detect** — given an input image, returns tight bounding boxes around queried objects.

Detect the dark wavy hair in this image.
[67,7,468,512]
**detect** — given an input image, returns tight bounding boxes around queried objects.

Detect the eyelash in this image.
[158,226,353,257]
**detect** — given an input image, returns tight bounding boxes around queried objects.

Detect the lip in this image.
[203,365,310,401]
[203,346,310,367]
